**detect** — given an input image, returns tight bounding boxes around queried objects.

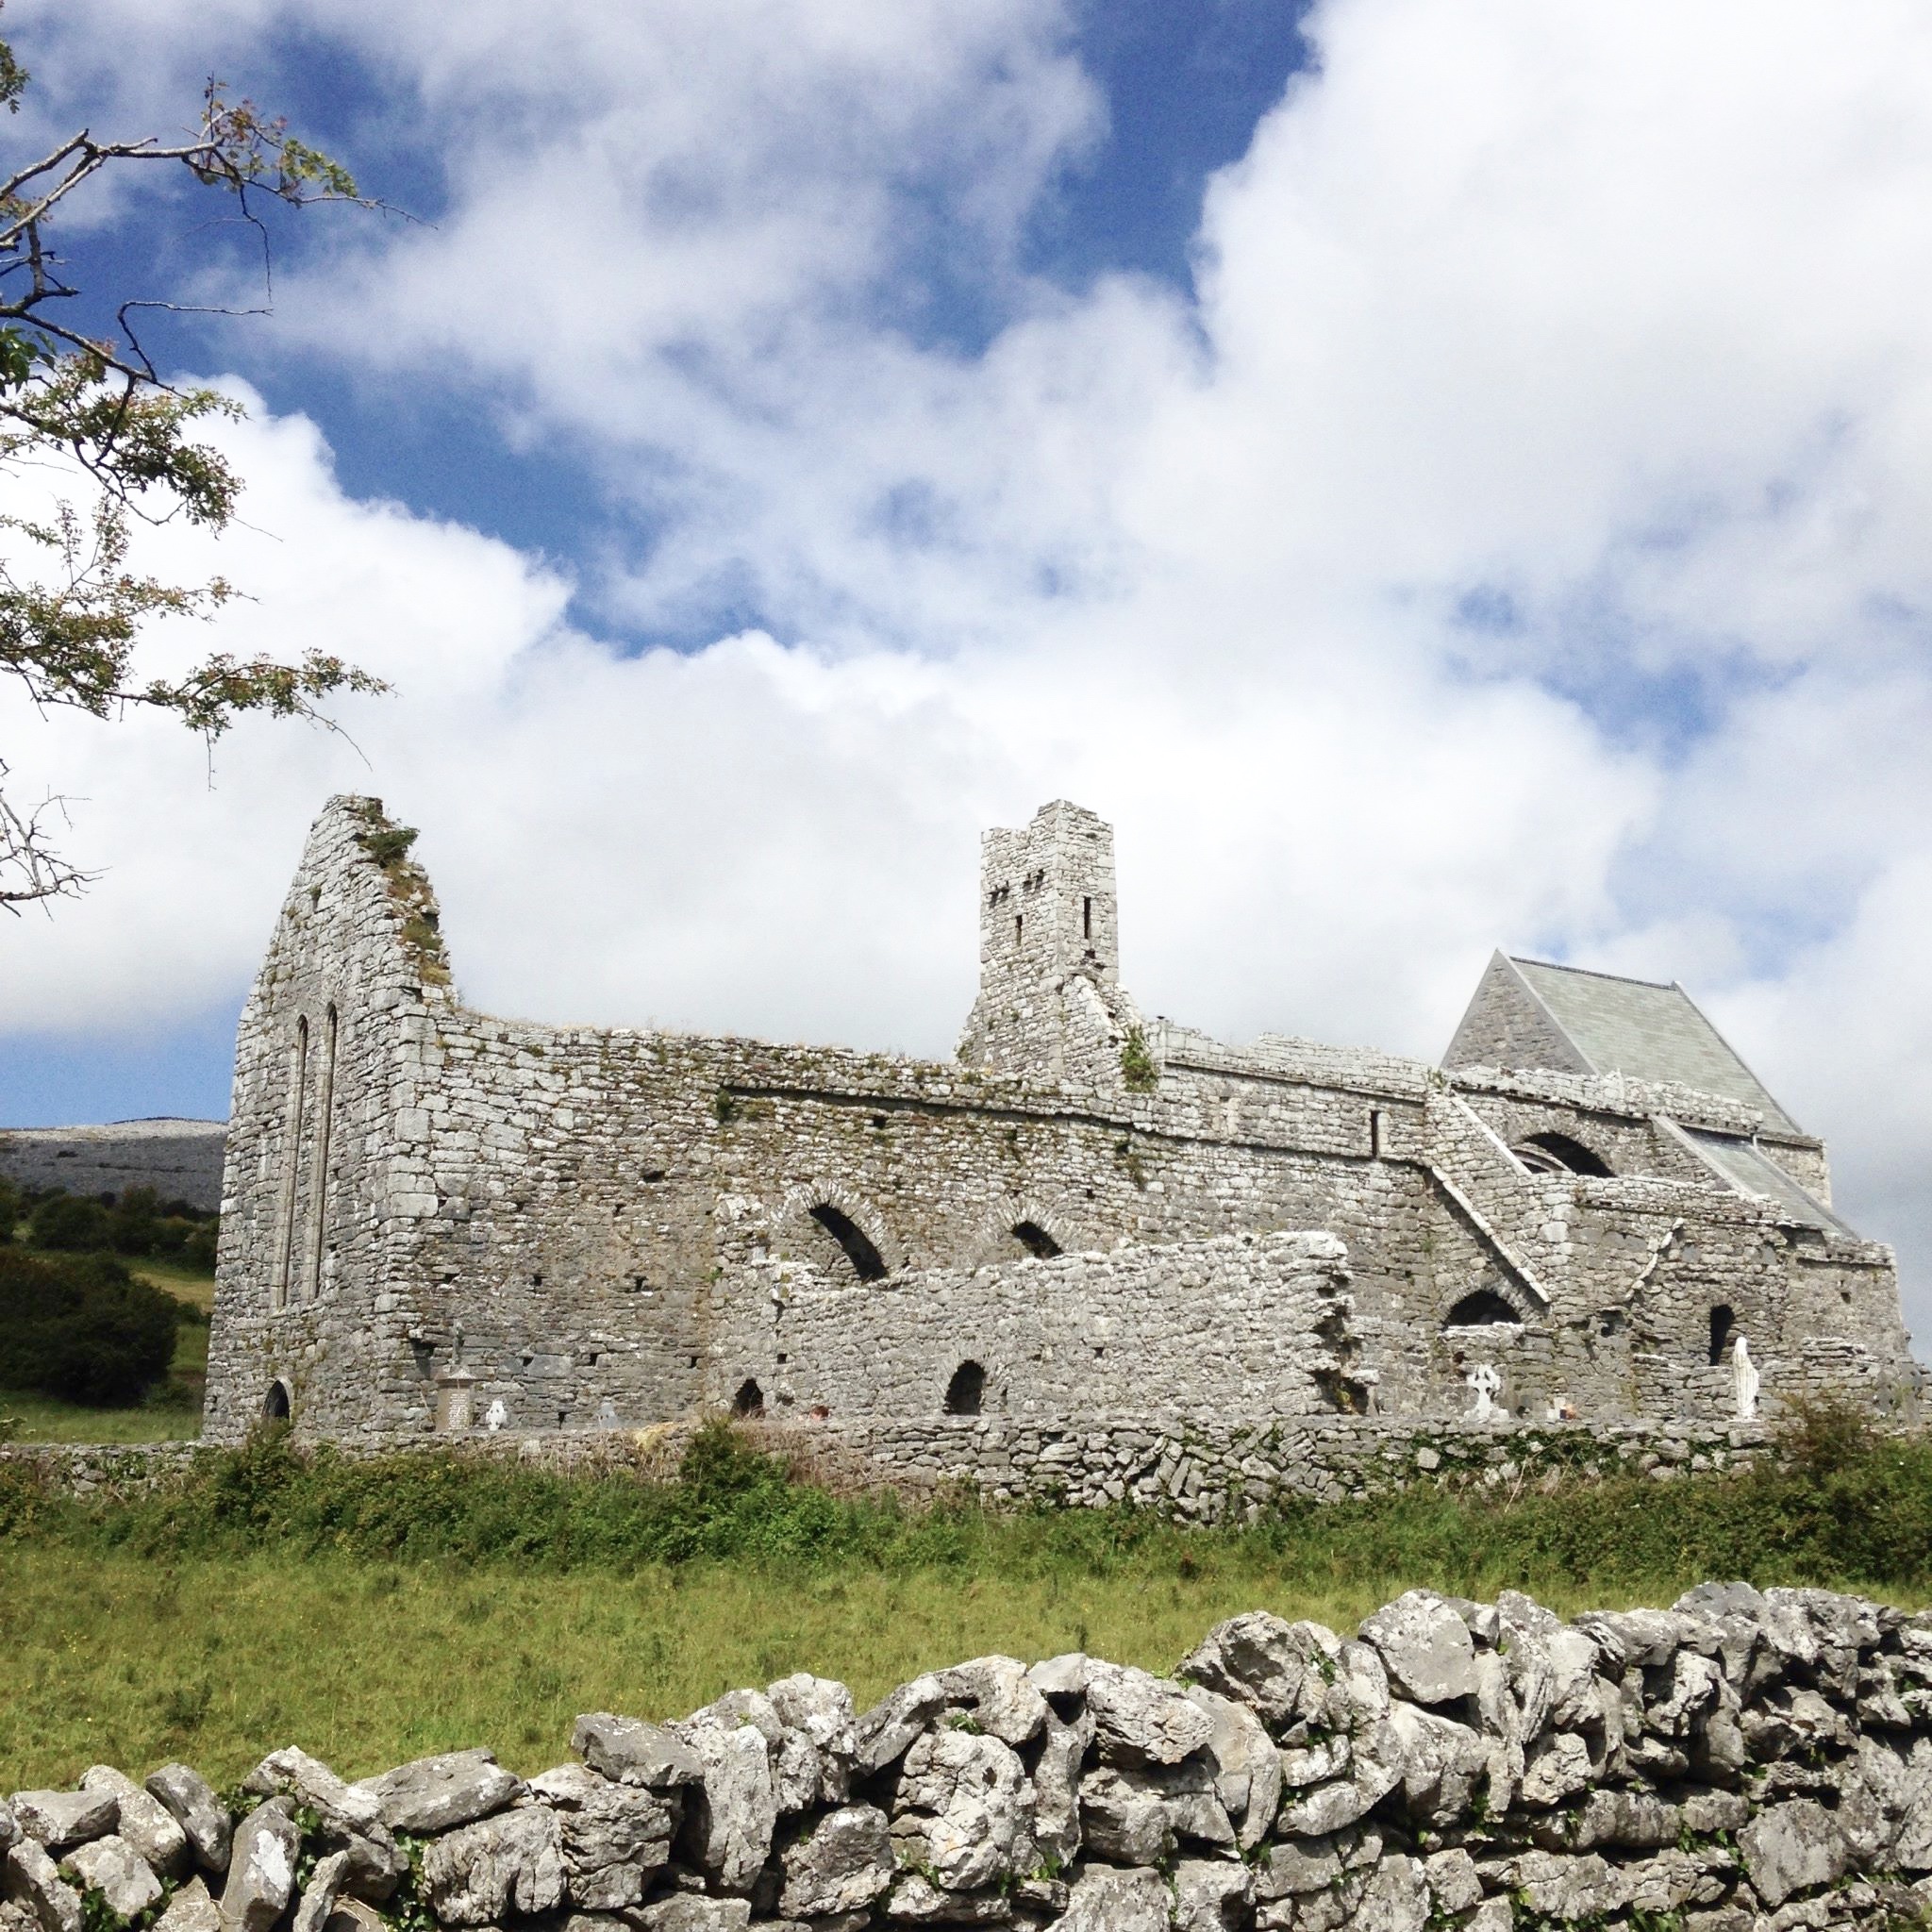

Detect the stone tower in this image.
[956,800,1146,1087]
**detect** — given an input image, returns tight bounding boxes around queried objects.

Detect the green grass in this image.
[0,1251,210,1442]
[0,1407,1927,1790]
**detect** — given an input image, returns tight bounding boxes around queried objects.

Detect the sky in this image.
[2,0,1931,1350]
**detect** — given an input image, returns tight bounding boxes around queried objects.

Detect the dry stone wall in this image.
[8,1584,1932,1932]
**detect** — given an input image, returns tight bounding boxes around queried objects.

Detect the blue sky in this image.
[5,0,1932,1345]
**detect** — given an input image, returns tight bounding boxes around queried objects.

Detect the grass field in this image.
[0,1250,211,1442]
[2,1407,1928,1790]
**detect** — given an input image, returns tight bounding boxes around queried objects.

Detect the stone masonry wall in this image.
[204,797,1920,1450]
[7,1583,1932,1932]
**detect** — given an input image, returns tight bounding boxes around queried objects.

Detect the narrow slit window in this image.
[1082,896,1092,940]
[273,1015,309,1313]
[302,1005,339,1304]
[1015,913,1024,945]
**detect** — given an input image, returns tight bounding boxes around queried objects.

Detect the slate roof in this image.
[1509,958,1801,1135]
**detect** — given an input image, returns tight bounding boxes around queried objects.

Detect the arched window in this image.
[733,1378,764,1416]
[1708,1305,1736,1367]
[1012,1221,1061,1259]
[1514,1131,1613,1178]
[809,1203,888,1282]
[1445,1290,1522,1327]
[944,1361,986,1415]
[262,1380,292,1423]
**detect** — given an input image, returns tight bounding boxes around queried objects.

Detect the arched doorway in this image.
[943,1361,986,1416]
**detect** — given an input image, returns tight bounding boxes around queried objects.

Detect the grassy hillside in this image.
[0,1248,210,1442]
[1,1407,1927,1789]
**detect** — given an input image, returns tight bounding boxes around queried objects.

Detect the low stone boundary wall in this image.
[6,1583,1931,1932]
[1,1414,1782,1517]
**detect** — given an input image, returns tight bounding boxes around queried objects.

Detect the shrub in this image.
[0,1175,19,1242]
[28,1191,113,1252]
[0,1249,180,1406]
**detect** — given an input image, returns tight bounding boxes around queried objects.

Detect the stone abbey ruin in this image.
[201,795,1917,1474]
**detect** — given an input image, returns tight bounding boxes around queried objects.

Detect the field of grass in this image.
[0,1250,211,1442]
[2,1407,1928,1790]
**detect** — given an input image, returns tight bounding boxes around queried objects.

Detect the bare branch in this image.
[0,767,96,908]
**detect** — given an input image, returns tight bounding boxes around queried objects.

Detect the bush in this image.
[0,1249,180,1406]
[0,1175,19,1242]
[28,1191,113,1252]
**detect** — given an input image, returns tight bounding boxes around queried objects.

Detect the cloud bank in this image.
[6,0,1932,1343]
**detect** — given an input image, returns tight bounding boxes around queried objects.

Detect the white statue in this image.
[1466,1362,1504,1421]
[484,1396,508,1433]
[1732,1335,1759,1421]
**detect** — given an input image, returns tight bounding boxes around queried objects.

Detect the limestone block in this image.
[152,1875,220,1932]
[58,1836,162,1923]
[349,1749,523,1835]
[288,1848,350,1932]
[525,1764,675,1908]
[1183,1683,1282,1848]
[1172,1856,1253,1931]
[420,1806,566,1926]
[1357,1591,1479,1706]
[1179,1612,1341,1733]
[932,1657,1047,1746]
[890,1729,1033,1892]
[1739,1798,1851,1908]
[1056,1862,1170,1932]
[570,1714,702,1790]
[218,1799,301,1932]
[3,1841,81,1932]
[8,1794,118,1855]
[774,1804,892,1918]
[672,1720,775,1894]
[76,1770,189,1877]
[1084,1661,1216,1768]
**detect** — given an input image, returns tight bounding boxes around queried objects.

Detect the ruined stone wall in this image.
[205,798,1919,1449]
[8,1583,1932,1932]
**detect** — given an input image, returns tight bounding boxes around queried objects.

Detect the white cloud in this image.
[7,0,1932,1343]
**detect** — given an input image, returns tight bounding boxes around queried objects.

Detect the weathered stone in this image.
[242,1750,402,1900]
[1172,1857,1253,1931]
[1357,1591,1478,1706]
[674,1718,776,1893]
[4,1840,81,1932]
[891,1729,1033,1892]
[1385,1703,1489,1827]
[1029,1706,1092,1868]
[145,1766,232,1874]
[7,1795,117,1856]
[319,1901,383,1932]
[766,1674,857,1807]
[77,1770,189,1878]
[289,1849,350,1932]
[1184,1684,1282,1848]
[1084,1661,1216,1767]
[1424,1846,1482,1915]
[933,1657,1048,1746]
[852,1676,948,1775]
[421,1806,566,1926]
[1518,1731,1593,1808]
[775,1805,892,1917]
[1739,1798,1850,1908]
[153,1875,221,1932]
[1180,1613,1341,1732]
[1056,1862,1170,1932]
[218,1799,301,1932]
[526,1764,675,1908]
[350,1749,523,1835]
[571,1714,703,1790]
[0,1807,15,1854]
[626,1901,751,1932]
[59,1837,162,1924]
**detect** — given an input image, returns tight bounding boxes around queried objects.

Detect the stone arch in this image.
[772,1182,901,1282]
[1513,1130,1613,1178]
[943,1360,986,1415]
[262,1378,292,1424]
[1444,1288,1528,1328]
[965,1195,1086,1271]
[733,1377,765,1416]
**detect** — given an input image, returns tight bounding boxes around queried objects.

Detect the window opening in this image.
[1082,896,1092,940]
[1708,1305,1736,1366]
[1445,1290,1521,1327]
[1012,1220,1061,1259]
[1515,1131,1613,1177]
[273,1015,309,1312]
[302,1005,338,1304]
[1014,913,1024,945]
[944,1361,985,1416]
[809,1203,888,1282]
[1370,1109,1384,1158]
[733,1378,764,1416]
[262,1380,291,1423]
